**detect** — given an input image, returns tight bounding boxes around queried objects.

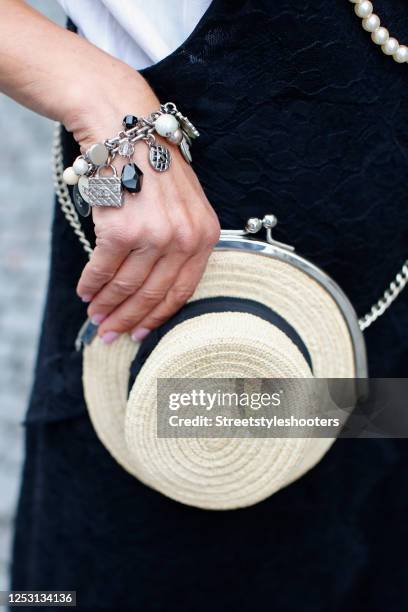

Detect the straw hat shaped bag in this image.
[54,125,407,510]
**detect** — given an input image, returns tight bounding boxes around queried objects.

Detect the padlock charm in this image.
[87,165,123,208]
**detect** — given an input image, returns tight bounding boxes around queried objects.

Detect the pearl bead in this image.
[362,14,380,32]
[393,44,408,63]
[382,37,399,55]
[62,167,79,185]
[166,128,183,145]
[73,157,89,176]
[154,113,179,137]
[352,2,407,63]
[371,27,389,45]
[355,1,373,19]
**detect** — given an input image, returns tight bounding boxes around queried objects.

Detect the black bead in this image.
[121,162,143,194]
[122,115,138,130]
[73,184,91,217]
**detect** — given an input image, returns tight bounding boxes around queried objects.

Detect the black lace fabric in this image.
[10,2,408,609]
[60,0,408,379]
[162,0,408,379]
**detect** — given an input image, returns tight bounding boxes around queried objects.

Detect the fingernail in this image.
[90,313,106,325]
[101,331,119,344]
[131,327,151,342]
[81,294,93,303]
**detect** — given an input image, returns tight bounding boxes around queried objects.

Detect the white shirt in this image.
[57,0,212,70]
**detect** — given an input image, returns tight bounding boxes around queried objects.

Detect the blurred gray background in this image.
[0,0,64,592]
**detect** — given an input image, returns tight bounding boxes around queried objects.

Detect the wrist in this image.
[62,66,159,151]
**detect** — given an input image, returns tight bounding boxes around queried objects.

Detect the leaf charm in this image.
[176,111,200,139]
[179,137,192,164]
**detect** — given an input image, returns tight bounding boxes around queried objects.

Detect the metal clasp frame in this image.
[220,214,294,252]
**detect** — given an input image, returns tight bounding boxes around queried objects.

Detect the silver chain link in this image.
[104,124,155,156]
[52,123,93,258]
[102,104,175,155]
[358,260,408,330]
[52,122,407,331]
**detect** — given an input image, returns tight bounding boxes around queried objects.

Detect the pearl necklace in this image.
[350,0,408,63]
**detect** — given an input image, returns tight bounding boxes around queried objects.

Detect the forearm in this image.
[1,0,220,341]
[0,0,157,145]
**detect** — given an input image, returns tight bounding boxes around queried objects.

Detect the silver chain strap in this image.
[52,123,93,258]
[52,122,407,331]
[358,262,408,330]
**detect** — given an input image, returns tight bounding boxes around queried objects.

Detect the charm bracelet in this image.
[62,102,200,217]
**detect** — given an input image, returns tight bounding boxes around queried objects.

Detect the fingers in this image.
[75,211,143,301]
[78,153,221,343]
[95,210,219,341]
[86,247,160,324]
[130,248,213,341]
[75,198,167,302]
[76,242,127,302]
[96,252,185,340]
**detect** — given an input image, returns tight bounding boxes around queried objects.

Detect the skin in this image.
[0,0,220,343]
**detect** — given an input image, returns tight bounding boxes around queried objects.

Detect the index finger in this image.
[76,242,129,301]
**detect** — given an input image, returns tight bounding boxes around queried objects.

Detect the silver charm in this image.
[179,137,192,164]
[166,128,184,145]
[78,175,91,204]
[175,111,200,139]
[87,143,109,166]
[118,139,135,158]
[73,184,91,217]
[87,165,123,208]
[148,143,171,172]
[182,131,192,146]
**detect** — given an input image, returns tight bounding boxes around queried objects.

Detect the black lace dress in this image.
[11,1,408,610]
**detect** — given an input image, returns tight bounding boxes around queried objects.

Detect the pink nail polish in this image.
[131,327,151,342]
[91,313,106,325]
[101,331,119,344]
[81,294,93,303]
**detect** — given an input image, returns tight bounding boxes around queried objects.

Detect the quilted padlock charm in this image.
[87,164,123,208]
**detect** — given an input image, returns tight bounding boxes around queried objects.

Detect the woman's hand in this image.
[76,146,220,343]
[67,82,220,344]
[0,1,220,343]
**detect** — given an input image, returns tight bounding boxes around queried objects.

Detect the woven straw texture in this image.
[83,250,355,510]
